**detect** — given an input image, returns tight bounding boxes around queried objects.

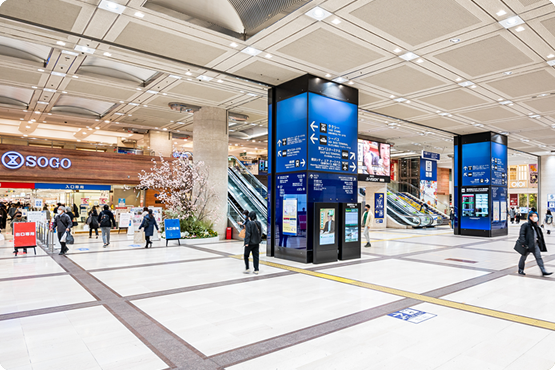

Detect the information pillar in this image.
[268,75,358,263]
[454,132,508,237]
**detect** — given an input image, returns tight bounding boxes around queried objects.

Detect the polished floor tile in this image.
[132,273,401,356]
[0,306,167,370]
[408,247,520,270]
[363,240,447,256]
[0,274,95,314]
[0,257,65,279]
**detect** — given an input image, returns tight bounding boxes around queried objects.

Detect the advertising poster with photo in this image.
[529,164,538,188]
[319,208,335,245]
[344,207,359,242]
[282,197,298,236]
[420,181,438,202]
[357,140,391,182]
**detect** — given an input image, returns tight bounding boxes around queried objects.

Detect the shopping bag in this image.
[66,231,75,245]
[60,231,68,243]
[83,224,90,232]
[134,230,145,243]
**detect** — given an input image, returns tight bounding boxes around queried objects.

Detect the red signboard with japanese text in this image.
[0,182,34,189]
[509,194,518,207]
[14,222,36,247]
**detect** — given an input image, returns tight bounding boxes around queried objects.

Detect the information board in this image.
[308,172,356,203]
[308,93,358,174]
[282,197,298,236]
[164,219,181,240]
[462,142,491,186]
[492,186,507,230]
[118,213,131,229]
[276,94,308,173]
[27,211,45,223]
[344,207,359,242]
[491,142,507,186]
[275,172,307,250]
[319,208,335,245]
[374,193,385,219]
[14,222,36,247]
[461,187,490,230]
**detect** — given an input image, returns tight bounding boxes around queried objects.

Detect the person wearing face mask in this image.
[54,207,72,255]
[517,211,552,276]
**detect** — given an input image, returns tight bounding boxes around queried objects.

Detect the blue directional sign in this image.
[374,193,385,219]
[462,142,491,186]
[35,183,111,191]
[388,308,436,324]
[307,172,356,203]
[307,93,357,174]
[491,142,507,186]
[164,219,181,240]
[420,158,437,181]
[276,93,308,173]
[422,151,440,161]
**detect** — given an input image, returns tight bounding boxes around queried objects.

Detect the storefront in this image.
[0,144,160,231]
[508,161,538,217]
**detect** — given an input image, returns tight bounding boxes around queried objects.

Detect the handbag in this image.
[86,215,92,225]
[514,240,528,256]
[238,228,246,238]
[66,231,74,245]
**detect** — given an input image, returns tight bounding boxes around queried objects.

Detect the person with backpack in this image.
[87,206,100,239]
[98,204,116,247]
[139,209,159,248]
[545,210,553,235]
[243,211,262,275]
[54,207,72,255]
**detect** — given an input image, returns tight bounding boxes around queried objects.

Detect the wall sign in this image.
[374,193,385,219]
[34,183,111,191]
[421,151,440,161]
[1,151,71,170]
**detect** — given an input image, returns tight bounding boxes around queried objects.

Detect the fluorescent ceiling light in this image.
[51,71,66,77]
[98,0,126,14]
[74,45,95,54]
[146,90,159,94]
[198,75,213,81]
[241,47,262,56]
[389,95,396,98]
[103,52,112,57]
[529,114,541,118]
[515,26,525,32]
[56,41,66,46]
[169,75,182,79]
[393,48,402,53]
[104,120,110,123]
[72,75,79,78]
[547,60,555,66]
[185,72,192,76]
[247,93,257,97]
[332,18,341,25]
[44,88,56,92]
[548,54,555,58]
[61,50,78,56]
[128,103,139,106]
[416,58,424,63]
[134,11,144,18]
[458,81,474,87]
[504,71,512,75]
[450,38,461,43]
[217,79,223,83]
[37,101,49,105]
[114,112,124,115]
[264,53,272,59]
[499,100,513,105]
[399,52,419,61]
[332,77,347,83]
[496,10,507,17]
[305,6,331,21]
[393,97,407,103]
[499,16,524,29]
[230,42,238,48]
[455,77,462,82]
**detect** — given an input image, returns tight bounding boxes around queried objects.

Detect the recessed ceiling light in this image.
[185,72,192,76]
[521,139,530,142]
[169,75,182,80]
[332,18,341,25]
[23,134,28,137]
[37,68,44,72]
[393,48,402,53]
[51,71,66,77]
[198,75,213,81]
[455,77,462,82]
[48,113,52,115]
[230,42,238,48]
[162,93,167,96]
[37,101,49,105]
[146,90,158,94]
[56,41,66,46]
[305,6,331,21]
[61,50,78,56]
[77,139,81,142]
[325,73,331,78]
[332,77,348,83]
[393,97,407,103]
[103,52,112,57]
[436,110,441,113]
[265,53,272,59]
[405,100,411,103]
[547,60,555,67]
[143,105,148,107]
[74,45,95,54]
[241,47,262,56]
[98,0,126,14]
[44,88,56,92]
[416,58,424,63]
[31,86,37,89]
[104,120,110,123]
[530,114,541,118]
[450,38,461,43]
[348,81,354,85]
[136,87,142,91]
[497,98,503,101]
[499,16,524,29]
[548,54,555,59]
[217,79,223,83]
[114,112,124,115]
[399,52,419,61]
[25,126,31,129]
[34,111,40,114]
[96,127,100,129]
[515,26,525,32]
[134,11,144,18]
[508,103,514,106]
[72,75,79,78]
[496,10,507,17]
[389,95,396,99]
[470,85,477,89]
[458,81,474,87]
[504,71,512,75]
[163,128,167,131]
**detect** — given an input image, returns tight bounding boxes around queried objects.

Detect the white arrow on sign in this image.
[278,151,282,157]
[350,163,356,172]
[277,139,282,147]
[301,159,306,167]
[310,121,318,132]
[485,179,489,183]
[464,166,468,170]
[350,152,355,160]
[310,133,317,144]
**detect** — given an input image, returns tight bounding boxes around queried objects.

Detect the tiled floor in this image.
[1,224,554,370]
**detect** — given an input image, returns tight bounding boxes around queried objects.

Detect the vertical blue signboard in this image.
[462,142,491,186]
[164,219,181,240]
[307,93,358,174]
[276,94,308,173]
[275,172,307,250]
[419,158,437,181]
[374,193,385,220]
[491,142,507,186]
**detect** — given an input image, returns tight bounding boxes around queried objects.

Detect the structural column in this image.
[539,155,555,217]
[193,106,228,238]
[148,131,172,157]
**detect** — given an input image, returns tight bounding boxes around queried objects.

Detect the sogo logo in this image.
[1,151,71,170]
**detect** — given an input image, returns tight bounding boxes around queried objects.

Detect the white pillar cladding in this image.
[148,131,172,157]
[193,107,229,238]
[539,155,555,218]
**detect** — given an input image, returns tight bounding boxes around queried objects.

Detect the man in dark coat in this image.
[243,211,262,275]
[139,209,158,248]
[517,211,553,276]
[98,204,116,247]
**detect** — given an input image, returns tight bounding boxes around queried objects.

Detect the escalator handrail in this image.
[386,201,422,227]
[228,155,267,194]
[229,167,267,206]
[387,192,433,226]
[389,180,450,215]
[228,169,267,218]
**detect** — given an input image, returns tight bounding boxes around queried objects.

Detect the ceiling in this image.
[0,0,554,160]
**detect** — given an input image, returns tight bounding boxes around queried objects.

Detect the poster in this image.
[81,198,89,205]
[529,164,538,188]
[118,198,126,206]
[319,208,335,245]
[27,211,46,223]
[34,199,43,208]
[420,180,437,201]
[99,197,108,205]
[493,201,500,222]
[164,219,181,240]
[118,213,131,229]
[358,140,391,181]
[344,207,359,242]
[501,201,507,221]
[282,197,298,236]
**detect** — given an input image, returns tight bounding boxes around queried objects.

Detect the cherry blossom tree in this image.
[138,156,219,227]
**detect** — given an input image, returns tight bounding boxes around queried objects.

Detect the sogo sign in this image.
[1,151,72,170]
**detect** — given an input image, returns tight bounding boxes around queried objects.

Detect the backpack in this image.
[100,212,110,226]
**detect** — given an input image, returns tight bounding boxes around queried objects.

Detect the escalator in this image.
[387,189,434,228]
[399,192,450,225]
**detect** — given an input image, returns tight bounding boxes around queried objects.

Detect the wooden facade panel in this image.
[0,144,162,185]
[437,168,450,195]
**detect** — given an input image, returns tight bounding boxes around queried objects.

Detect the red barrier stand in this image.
[14,222,37,255]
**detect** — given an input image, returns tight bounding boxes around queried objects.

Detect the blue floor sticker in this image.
[129,244,143,248]
[388,308,436,324]
[77,248,90,251]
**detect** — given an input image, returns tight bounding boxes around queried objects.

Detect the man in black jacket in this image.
[517,211,553,276]
[54,207,72,255]
[243,211,262,275]
[98,204,116,247]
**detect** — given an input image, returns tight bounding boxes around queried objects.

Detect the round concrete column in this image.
[193,107,229,238]
[539,155,555,217]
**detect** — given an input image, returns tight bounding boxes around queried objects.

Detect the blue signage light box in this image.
[275,94,308,173]
[462,142,492,186]
[35,183,111,191]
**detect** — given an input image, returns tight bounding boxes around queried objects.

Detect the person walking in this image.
[545,209,553,235]
[362,204,372,247]
[139,209,158,248]
[449,208,455,229]
[11,211,26,254]
[243,211,262,275]
[0,203,7,231]
[517,211,552,276]
[98,204,116,247]
[516,212,521,224]
[87,206,100,239]
[42,205,51,223]
[509,207,516,224]
[54,207,72,255]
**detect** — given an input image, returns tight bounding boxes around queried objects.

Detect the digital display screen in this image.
[475,194,489,217]
[358,140,390,177]
[345,208,359,243]
[319,208,335,245]
[461,187,491,230]
[462,194,475,217]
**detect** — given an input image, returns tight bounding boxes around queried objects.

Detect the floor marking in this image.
[231,255,555,331]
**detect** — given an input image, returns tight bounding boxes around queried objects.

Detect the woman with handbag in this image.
[516,211,553,276]
[54,207,72,255]
[87,206,100,239]
[139,209,158,248]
